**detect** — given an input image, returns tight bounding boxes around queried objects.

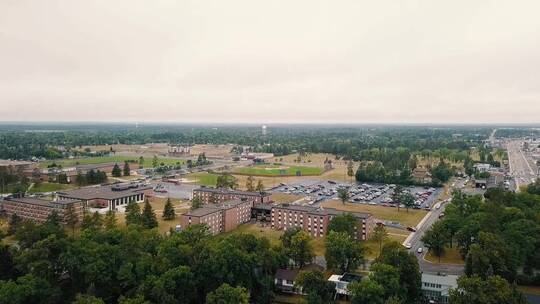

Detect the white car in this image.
[405,243,412,249]
[417,247,423,254]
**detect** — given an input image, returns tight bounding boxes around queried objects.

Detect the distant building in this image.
[262,125,267,136]
[179,200,253,235]
[473,163,492,173]
[412,167,433,184]
[1,196,83,224]
[421,273,458,303]
[168,146,191,157]
[57,183,153,210]
[270,205,374,240]
[192,187,271,205]
[328,273,363,296]
[0,160,37,172]
[274,264,324,294]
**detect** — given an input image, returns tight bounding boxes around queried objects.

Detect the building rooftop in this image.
[0,160,35,167]
[422,273,458,287]
[57,183,152,200]
[184,200,250,217]
[195,187,269,197]
[5,196,79,208]
[273,204,372,219]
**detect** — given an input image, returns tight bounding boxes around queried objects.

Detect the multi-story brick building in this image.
[1,196,83,223]
[192,187,271,205]
[271,205,374,240]
[57,183,153,210]
[179,200,253,235]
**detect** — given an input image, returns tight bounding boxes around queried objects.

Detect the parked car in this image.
[405,243,412,249]
[417,247,423,254]
[407,226,417,232]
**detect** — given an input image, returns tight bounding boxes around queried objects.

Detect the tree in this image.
[295,270,335,304]
[422,221,449,263]
[123,161,130,176]
[65,203,79,236]
[152,155,159,168]
[325,231,365,273]
[375,242,422,303]
[288,230,314,267]
[125,201,141,226]
[337,187,350,204]
[141,198,158,229]
[7,213,22,235]
[370,263,403,300]
[0,274,61,304]
[349,279,385,304]
[138,156,144,169]
[371,225,389,257]
[162,197,175,220]
[328,213,357,238]
[191,196,203,210]
[112,164,122,177]
[206,283,249,304]
[347,161,355,181]
[449,275,527,304]
[73,294,106,304]
[216,174,238,189]
[392,185,403,212]
[256,180,264,192]
[246,175,255,191]
[103,210,117,229]
[399,192,415,212]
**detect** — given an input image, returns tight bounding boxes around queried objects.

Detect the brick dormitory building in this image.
[1,196,84,223]
[271,205,374,240]
[192,187,271,204]
[179,199,253,235]
[57,183,154,210]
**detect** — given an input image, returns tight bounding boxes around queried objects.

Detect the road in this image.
[403,199,465,275]
[507,140,538,191]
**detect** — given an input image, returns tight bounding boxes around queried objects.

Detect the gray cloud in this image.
[1,0,539,123]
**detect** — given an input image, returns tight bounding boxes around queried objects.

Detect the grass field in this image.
[425,246,465,264]
[234,164,324,177]
[28,182,76,193]
[116,197,189,234]
[39,155,185,169]
[185,172,219,186]
[321,200,428,227]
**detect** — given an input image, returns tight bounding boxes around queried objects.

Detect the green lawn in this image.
[28,182,76,193]
[40,155,185,169]
[185,172,219,186]
[234,164,324,177]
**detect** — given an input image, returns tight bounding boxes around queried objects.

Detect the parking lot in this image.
[271,179,442,210]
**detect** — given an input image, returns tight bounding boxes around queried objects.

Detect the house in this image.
[192,187,271,205]
[473,163,492,173]
[179,200,253,235]
[421,273,458,303]
[412,167,433,184]
[328,273,362,296]
[271,204,374,240]
[57,183,153,210]
[274,264,324,294]
[1,196,83,224]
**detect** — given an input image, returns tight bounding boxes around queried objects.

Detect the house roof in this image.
[57,184,152,200]
[275,269,300,281]
[421,273,458,287]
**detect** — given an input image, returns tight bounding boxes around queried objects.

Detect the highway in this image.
[507,140,538,191]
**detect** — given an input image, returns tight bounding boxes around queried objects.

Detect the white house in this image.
[421,273,458,303]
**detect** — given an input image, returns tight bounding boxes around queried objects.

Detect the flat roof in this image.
[421,273,458,287]
[57,184,152,200]
[194,187,270,197]
[184,200,249,217]
[5,197,79,208]
[0,160,34,166]
[272,204,372,219]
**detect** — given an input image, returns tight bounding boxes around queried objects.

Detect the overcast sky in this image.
[1,0,540,124]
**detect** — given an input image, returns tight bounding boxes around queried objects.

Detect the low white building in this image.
[327,273,362,296]
[421,273,458,304]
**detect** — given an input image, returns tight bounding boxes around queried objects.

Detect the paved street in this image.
[507,140,538,191]
[404,199,465,275]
